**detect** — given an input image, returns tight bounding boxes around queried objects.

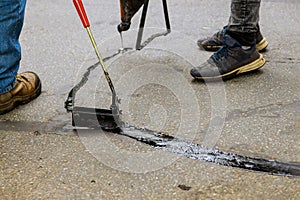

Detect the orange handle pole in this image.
[73,0,90,28]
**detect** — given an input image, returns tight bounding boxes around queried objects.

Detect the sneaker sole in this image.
[256,38,269,52]
[192,54,266,81]
[198,38,269,53]
[197,40,222,52]
[0,81,42,115]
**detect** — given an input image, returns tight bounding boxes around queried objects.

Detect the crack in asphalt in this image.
[0,119,299,177]
[120,123,300,177]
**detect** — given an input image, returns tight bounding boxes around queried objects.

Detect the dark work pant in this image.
[227,0,261,46]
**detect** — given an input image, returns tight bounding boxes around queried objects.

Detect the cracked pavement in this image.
[0,0,299,199]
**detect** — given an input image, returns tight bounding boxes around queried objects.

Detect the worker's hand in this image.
[118,0,145,32]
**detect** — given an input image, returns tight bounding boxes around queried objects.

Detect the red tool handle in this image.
[73,0,90,28]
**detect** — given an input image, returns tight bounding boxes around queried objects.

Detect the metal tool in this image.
[71,0,120,131]
[117,0,171,50]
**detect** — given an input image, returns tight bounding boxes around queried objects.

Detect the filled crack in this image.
[120,123,300,177]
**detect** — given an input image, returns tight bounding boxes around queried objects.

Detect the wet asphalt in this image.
[0,0,300,199]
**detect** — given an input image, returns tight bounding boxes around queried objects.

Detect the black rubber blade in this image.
[72,106,121,132]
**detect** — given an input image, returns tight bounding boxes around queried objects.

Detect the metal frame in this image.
[135,0,171,50]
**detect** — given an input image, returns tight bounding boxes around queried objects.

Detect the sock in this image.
[241,46,252,50]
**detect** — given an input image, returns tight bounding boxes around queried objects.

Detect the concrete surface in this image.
[0,0,300,199]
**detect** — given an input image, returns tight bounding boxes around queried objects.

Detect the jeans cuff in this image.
[0,79,16,95]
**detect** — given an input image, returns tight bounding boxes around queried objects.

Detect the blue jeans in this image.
[227,0,261,45]
[0,0,26,94]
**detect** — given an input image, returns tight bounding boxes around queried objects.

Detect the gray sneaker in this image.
[197,26,268,52]
[191,34,266,81]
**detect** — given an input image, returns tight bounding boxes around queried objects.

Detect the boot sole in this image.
[0,81,42,115]
[192,54,266,81]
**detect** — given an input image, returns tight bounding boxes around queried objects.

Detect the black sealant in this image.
[120,123,300,177]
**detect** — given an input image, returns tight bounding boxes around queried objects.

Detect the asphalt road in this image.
[0,0,299,199]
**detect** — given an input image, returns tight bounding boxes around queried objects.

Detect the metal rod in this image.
[86,27,117,106]
[135,0,149,50]
[119,32,124,52]
[162,0,171,31]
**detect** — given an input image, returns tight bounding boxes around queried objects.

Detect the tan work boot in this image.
[0,71,41,115]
